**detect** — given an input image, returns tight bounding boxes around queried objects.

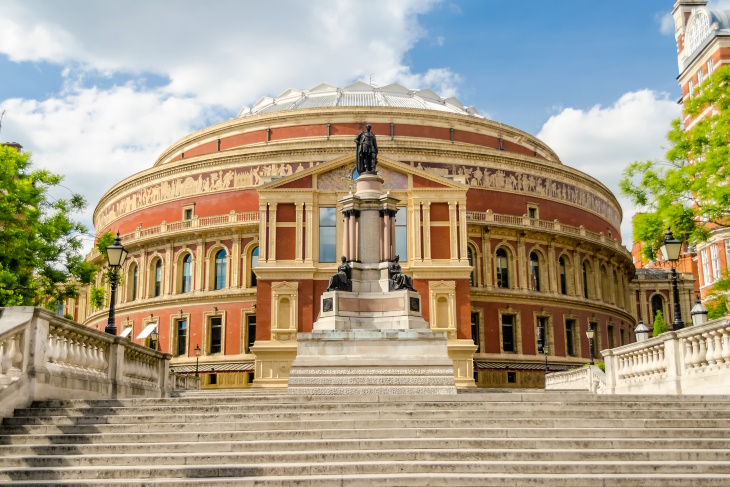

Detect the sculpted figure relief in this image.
[326,256,352,292]
[355,124,378,174]
[389,255,415,291]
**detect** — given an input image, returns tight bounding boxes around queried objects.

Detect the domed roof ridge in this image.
[238,81,480,118]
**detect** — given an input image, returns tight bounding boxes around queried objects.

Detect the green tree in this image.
[0,146,96,307]
[621,65,730,260]
[652,310,669,337]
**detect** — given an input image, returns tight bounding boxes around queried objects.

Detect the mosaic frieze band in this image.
[96,159,620,231]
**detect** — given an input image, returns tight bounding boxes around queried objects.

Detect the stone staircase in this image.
[1,390,730,486]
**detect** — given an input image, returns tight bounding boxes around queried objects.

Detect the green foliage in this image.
[0,146,97,307]
[706,298,728,320]
[63,313,74,321]
[584,361,605,372]
[621,65,730,257]
[652,310,669,337]
[89,286,105,310]
[96,231,122,287]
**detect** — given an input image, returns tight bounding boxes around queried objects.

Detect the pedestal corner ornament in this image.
[288,125,457,395]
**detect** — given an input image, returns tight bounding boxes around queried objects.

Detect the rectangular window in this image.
[725,240,730,272]
[319,207,337,263]
[708,58,714,75]
[395,207,407,260]
[176,319,187,356]
[209,373,217,385]
[701,249,710,285]
[698,67,704,91]
[471,312,480,353]
[565,319,575,356]
[245,315,256,354]
[502,314,515,353]
[689,80,694,99]
[209,317,222,354]
[507,371,516,383]
[711,244,720,282]
[528,206,537,219]
[184,208,193,220]
[620,328,625,346]
[155,263,162,297]
[607,325,615,349]
[536,317,547,354]
[589,322,599,358]
[132,267,138,301]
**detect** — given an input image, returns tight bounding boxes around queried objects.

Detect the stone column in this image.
[165,240,173,295]
[639,288,648,324]
[548,241,557,294]
[413,203,422,261]
[305,204,313,262]
[383,211,391,261]
[343,211,351,261]
[232,233,241,288]
[140,248,148,298]
[449,202,458,262]
[608,262,617,304]
[423,202,432,262]
[518,235,527,291]
[195,236,204,292]
[259,204,268,261]
[483,232,492,289]
[355,211,361,262]
[295,203,303,263]
[389,210,395,260]
[593,256,602,301]
[379,210,384,261]
[573,249,582,298]
[268,203,277,261]
[458,203,468,263]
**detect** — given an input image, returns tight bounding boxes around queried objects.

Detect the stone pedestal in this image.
[288,172,456,395]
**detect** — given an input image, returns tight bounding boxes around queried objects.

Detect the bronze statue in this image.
[326,256,352,292]
[355,124,378,174]
[389,255,414,291]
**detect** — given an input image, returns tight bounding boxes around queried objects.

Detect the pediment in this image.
[260,154,465,192]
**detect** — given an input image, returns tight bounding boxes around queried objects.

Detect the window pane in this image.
[502,315,514,352]
[530,252,540,291]
[132,266,138,301]
[471,312,480,353]
[246,315,256,354]
[566,320,575,356]
[210,317,222,354]
[496,249,509,288]
[537,317,546,353]
[182,255,191,293]
[468,247,474,286]
[395,207,407,260]
[215,249,226,290]
[319,208,337,263]
[251,247,259,287]
[177,320,187,356]
[155,261,162,297]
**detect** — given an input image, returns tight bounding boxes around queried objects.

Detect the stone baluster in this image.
[690,337,701,368]
[0,339,12,387]
[722,329,730,364]
[658,345,666,373]
[683,339,693,372]
[698,335,708,367]
[706,332,717,366]
[712,331,724,366]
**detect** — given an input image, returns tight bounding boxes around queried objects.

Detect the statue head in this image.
[366,124,372,131]
[393,255,400,263]
[341,256,347,263]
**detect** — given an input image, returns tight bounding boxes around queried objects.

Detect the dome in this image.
[237,81,480,118]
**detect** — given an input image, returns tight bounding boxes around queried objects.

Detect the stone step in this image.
[3,437,730,456]
[6,473,730,487]
[3,460,730,481]
[3,448,730,468]
[6,407,726,426]
[4,417,730,436]
[1,426,727,445]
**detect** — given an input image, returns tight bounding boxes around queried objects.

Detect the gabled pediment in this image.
[259,154,466,193]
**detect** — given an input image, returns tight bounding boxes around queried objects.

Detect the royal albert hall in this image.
[80,82,637,389]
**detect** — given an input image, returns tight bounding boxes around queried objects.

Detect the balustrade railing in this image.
[0,307,198,420]
[602,317,730,395]
[545,365,605,393]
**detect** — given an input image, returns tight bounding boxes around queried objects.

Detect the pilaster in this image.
[448,202,458,263]
[195,235,204,292]
[547,241,557,294]
[305,204,313,263]
[639,288,648,324]
[518,235,527,291]
[413,202,422,261]
[295,202,304,262]
[232,233,241,288]
[483,232,492,289]
[593,256,602,301]
[458,204,468,263]
[423,202,432,262]
[259,204,268,261]
[164,240,173,296]
[573,249,582,298]
[268,203,277,261]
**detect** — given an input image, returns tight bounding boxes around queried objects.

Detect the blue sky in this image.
[0,1,717,249]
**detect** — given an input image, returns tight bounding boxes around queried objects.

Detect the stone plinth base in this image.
[316,289,428,331]
[288,329,456,395]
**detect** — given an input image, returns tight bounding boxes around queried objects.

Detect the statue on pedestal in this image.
[326,256,352,292]
[389,255,415,291]
[355,124,378,174]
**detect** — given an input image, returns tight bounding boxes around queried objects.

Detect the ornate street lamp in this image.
[691,296,709,327]
[586,324,595,366]
[150,328,159,351]
[195,344,201,377]
[104,231,128,335]
[659,227,684,331]
[634,319,649,343]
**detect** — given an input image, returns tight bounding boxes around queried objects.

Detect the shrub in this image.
[652,310,669,337]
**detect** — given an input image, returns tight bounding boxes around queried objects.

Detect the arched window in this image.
[181,254,192,293]
[651,294,664,324]
[529,252,541,291]
[127,263,138,301]
[467,246,475,287]
[559,257,567,295]
[250,246,259,287]
[496,248,509,288]
[214,249,226,290]
[154,259,162,297]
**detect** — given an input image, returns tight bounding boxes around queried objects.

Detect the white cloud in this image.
[537,90,682,247]
[658,13,675,35]
[0,0,458,110]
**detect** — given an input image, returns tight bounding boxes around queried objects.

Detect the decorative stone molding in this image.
[271,282,298,341]
[428,280,457,339]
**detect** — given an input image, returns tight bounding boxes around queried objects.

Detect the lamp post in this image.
[586,324,595,366]
[659,227,684,331]
[104,231,128,335]
[150,328,158,351]
[543,344,549,375]
[691,296,709,327]
[635,319,649,343]
[195,344,201,377]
